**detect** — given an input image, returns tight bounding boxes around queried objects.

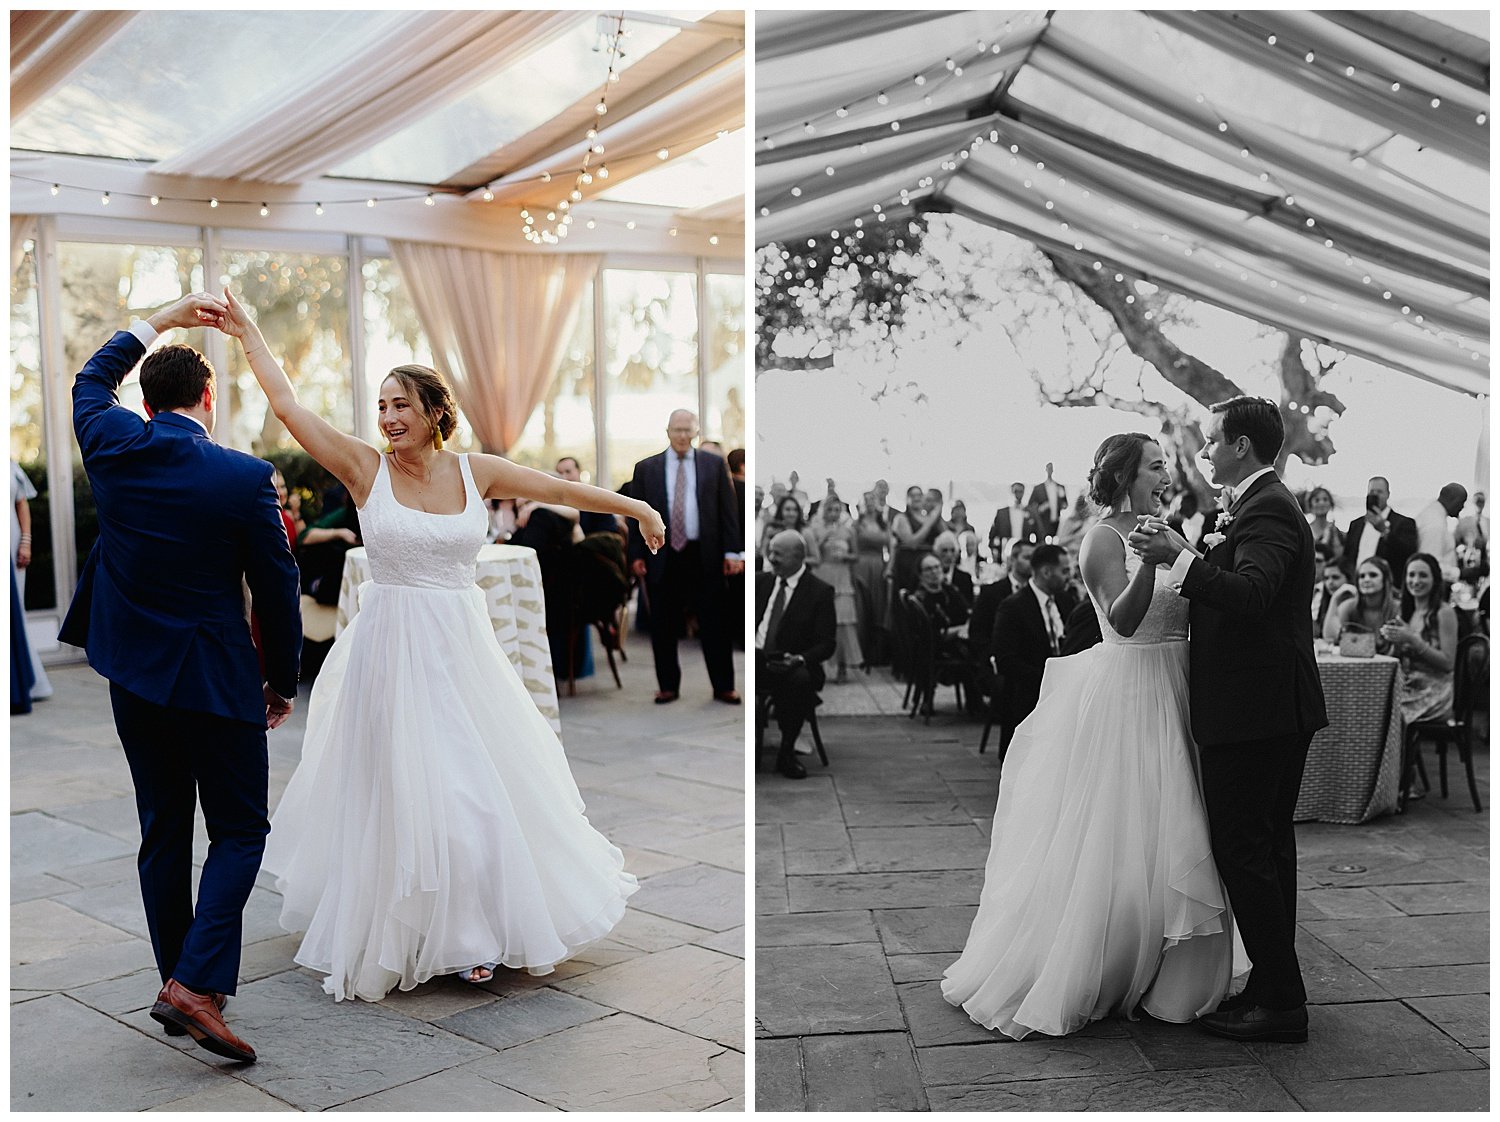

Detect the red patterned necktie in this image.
[670,453,688,551]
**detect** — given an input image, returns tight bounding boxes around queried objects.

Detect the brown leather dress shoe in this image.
[162,990,226,1036]
[151,980,256,1062]
[654,690,679,704]
[713,690,742,705]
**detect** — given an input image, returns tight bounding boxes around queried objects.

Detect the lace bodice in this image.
[358,454,488,590]
[1087,524,1189,645]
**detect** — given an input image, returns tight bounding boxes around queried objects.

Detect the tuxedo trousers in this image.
[111,684,270,995]
[648,542,734,694]
[1200,730,1313,1010]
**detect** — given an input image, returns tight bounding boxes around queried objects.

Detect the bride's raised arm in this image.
[471,454,665,553]
[1079,523,1157,638]
[218,286,379,502]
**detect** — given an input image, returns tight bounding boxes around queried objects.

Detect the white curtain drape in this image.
[11,215,37,275]
[387,241,600,454]
[11,11,135,120]
[154,10,583,183]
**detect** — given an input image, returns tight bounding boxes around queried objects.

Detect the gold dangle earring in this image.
[432,418,444,451]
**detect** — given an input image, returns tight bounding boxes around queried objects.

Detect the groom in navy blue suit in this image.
[60,293,300,1063]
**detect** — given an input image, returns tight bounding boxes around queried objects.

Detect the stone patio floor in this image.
[13,634,745,1111]
[755,677,1489,1113]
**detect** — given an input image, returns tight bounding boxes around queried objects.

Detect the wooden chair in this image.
[901,592,968,722]
[1401,633,1488,813]
[755,691,828,768]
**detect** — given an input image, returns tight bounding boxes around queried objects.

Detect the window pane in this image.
[223,249,350,456]
[508,284,597,479]
[10,239,53,610]
[704,273,746,454]
[362,256,476,452]
[602,269,697,488]
[58,242,207,573]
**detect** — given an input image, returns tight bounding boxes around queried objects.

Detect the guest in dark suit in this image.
[1342,475,1418,586]
[756,529,836,779]
[990,543,1078,753]
[627,409,744,704]
[1060,596,1102,655]
[60,294,300,1063]
[989,481,1041,560]
[1028,463,1067,539]
[726,448,747,649]
[933,531,974,603]
[556,456,622,536]
[1133,395,1328,1043]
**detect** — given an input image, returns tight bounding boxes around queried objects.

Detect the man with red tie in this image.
[628,409,744,704]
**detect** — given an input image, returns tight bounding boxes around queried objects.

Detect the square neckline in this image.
[380,452,473,518]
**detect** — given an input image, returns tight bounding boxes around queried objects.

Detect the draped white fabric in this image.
[756,10,1488,396]
[153,11,585,183]
[11,215,37,275]
[387,241,600,454]
[10,11,135,121]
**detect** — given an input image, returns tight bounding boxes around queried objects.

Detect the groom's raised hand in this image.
[145,292,227,334]
[1129,517,1189,567]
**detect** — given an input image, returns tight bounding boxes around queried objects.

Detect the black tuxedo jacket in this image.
[945,567,974,604]
[1179,473,1329,746]
[627,447,742,581]
[1028,481,1067,536]
[968,580,1011,660]
[988,507,1040,555]
[1341,510,1418,584]
[991,583,1078,719]
[755,570,837,690]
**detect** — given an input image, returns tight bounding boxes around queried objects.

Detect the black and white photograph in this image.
[753,9,1488,1112]
[11,9,746,1111]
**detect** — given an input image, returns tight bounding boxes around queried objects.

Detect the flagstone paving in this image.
[12,635,745,1112]
[755,709,1489,1112]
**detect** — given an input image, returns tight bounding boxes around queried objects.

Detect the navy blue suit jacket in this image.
[59,330,301,724]
[626,447,742,582]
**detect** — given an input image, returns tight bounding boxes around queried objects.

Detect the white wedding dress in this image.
[263,453,637,1001]
[942,525,1236,1039]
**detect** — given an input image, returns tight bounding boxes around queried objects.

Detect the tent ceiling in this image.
[756,9,1489,396]
[11,8,744,239]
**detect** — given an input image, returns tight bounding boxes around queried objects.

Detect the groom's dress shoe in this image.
[1197,1002,1307,1043]
[151,980,256,1062]
[1214,990,1254,1013]
[162,990,226,1036]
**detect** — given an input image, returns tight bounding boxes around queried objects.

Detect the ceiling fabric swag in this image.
[154,10,584,183]
[386,240,600,455]
[10,11,136,121]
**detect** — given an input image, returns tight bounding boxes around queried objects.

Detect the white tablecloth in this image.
[336,544,561,735]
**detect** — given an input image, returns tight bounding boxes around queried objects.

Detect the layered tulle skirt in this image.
[941,639,1236,1039]
[263,581,637,1001]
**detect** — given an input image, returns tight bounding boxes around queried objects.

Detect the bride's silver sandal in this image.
[462,963,498,984]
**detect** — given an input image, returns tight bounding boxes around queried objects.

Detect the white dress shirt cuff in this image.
[127,319,159,348]
[1168,548,1196,590]
[724,552,743,561]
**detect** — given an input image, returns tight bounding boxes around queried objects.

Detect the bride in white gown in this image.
[214,290,665,1001]
[942,433,1237,1039]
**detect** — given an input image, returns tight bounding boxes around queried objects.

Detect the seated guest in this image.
[1382,553,1458,725]
[1416,482,1467,583]
[998,538,1035,598]
[756,530,836,780]
[991,543,1078,753]
[1060,596,1102,655]
[957,528,982,582]
[932,530,974,603]
[912,551,971,643]
[1310,544,1355,634]
[1305,486,1345,568]
[989,481,1039,560]
[1324,556,1397,653]
[557,456,622,535]
[297,484,361,606]
[1343,474,1418,584]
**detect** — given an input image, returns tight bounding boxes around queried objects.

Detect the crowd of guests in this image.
[752,465,1489,777]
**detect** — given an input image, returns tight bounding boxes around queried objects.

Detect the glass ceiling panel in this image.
[12,11,399,162]
[595,129,745,209]
[331,16,681,184]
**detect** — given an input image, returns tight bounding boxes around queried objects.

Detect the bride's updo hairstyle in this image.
[1086,432,1153,511]
[385,364,459,445]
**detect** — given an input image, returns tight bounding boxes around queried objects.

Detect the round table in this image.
[1294,651,1404,824]
[336,544,562,735]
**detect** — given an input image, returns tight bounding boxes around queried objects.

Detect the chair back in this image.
[1453,633,1489,723]
[900,590,935,683]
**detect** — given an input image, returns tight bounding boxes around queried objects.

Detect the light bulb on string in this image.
[49,184,59,196]
[657,148,669,160]
[210,197,219,208]
[424,193,435,207]
[914,74,925,85]
[150,195,160,206]
[259,203,270,216]
[101,191,110,206]
[366,198,376,207]
[315,203,324,215]
[709,234,719,245]
[482,188,494,201]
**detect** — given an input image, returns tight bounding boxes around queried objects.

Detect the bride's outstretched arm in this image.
[217,287,378,500]
[472,454,665,553]
[1080,524,1156,638]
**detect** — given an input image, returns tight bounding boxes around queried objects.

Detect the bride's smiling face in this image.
[378,377,432,451]
[1127,441,1172,515]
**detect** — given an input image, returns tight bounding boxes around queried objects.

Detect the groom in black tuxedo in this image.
[1132,396,1327,1044]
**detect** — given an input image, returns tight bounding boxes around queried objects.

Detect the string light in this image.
[100,191,109,206]
[209,197,219,208]
[149,195,160,206]
[259,203,269,217]
[49,184,59,196]
[424,193,435,206]
[314,203,324,216]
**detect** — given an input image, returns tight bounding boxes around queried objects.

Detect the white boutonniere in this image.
[1203,532,1227,549]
